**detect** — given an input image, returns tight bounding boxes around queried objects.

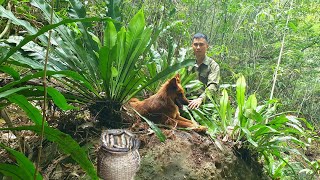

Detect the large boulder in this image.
[135,130,269,180]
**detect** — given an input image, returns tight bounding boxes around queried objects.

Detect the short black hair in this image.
[192,33,208,43]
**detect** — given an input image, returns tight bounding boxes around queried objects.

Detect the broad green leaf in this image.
[270,136,307,147]
[0,16,107,64]
[107,0,122,22]
[68,0,86,18]
[99,20,117,84]
[185,79,203,95]
[244,109,264,122]
[115,27,153,100]
[0,70,96,95]
[273,158,288,178]
[36,87,77,110]
[99,46,111,87]
[249,124,268,131]
[292,116,314,130]
[180,69,197,86]
[146,62,157,80]
[236,75,246,126]
[117,35,154,99]
[268,115,288,126]
[0,66,20,80]
[253,125,278,138]
[132,109,166,142]
[68,0,99,53]
[111,67,118,77]
[269,136,292,143]
[126,9,145,53]
[119,74,145,101]
[89,32,102,48]
[0,5,46,45]
[111,27,126,98]
[7,94,46,126]
[245,94,257,110]
[219,89,229,131]
[10,53,48,70]
[288,22,297,32]
[0,86,31,98]
[283,127,303,135]
[0,144,42,180]
[104,19,117,48]
[269,145,310,163]
[241,127,258,147]
[192,109,217,131]
[236,75,246,108]
[0,163,27,180]
[285,115,302,126]
[128,27,153,64]
[99,46,113,98]
[0,126,98,179]
[30,0,61,23]
[0,0,5,5]
[31,0,98,78]
[285,122,304,134]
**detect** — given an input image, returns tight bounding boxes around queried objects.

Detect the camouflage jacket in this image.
[189,56,220,99]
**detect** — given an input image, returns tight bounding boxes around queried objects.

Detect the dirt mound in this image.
[135,130,268,180]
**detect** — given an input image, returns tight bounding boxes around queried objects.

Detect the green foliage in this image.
[0,163,30,180]
[0,70,81,108]
[100,10,152,102]
[216,76,315,179]
[0,69,97,179]
[145,0,320,128]
[183,74,316,179]
[219,89,230,132]
[0,65,20,80]
[0,1,192,107]
[132,109,166,142]
[0,143,42,180]
[0,2,193,177]
[107,0,122,22]
[7,94,45,126]
[236,75,246,126]
[1,125,99,179]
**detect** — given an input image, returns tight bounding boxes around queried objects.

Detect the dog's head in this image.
[167,74,189,109]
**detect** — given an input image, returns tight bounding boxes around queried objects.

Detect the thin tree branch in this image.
[34,0,55,178]
[267,0,293,123]
[0,2,12,39]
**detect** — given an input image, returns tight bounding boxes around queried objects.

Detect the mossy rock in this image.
[135,131,269,180]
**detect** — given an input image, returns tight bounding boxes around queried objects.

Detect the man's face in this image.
[192,38,208,57]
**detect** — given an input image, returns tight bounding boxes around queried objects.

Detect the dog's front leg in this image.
[163,116,178,129]
[175,116,196,128]
[176,116,207,132]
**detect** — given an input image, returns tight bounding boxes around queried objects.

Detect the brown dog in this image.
[129,74,206,132]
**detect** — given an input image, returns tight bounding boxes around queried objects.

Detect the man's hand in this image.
[188,98,203,109]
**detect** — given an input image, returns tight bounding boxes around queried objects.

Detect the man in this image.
[188,33,220,109]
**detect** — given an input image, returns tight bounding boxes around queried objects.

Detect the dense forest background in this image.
[2,0,319,125]
[0,0,319,179]
[69,0,320,126]
[133,0,320,127]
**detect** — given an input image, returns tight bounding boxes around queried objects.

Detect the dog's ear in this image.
[175,74,181,83]
[169,77,178,89]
